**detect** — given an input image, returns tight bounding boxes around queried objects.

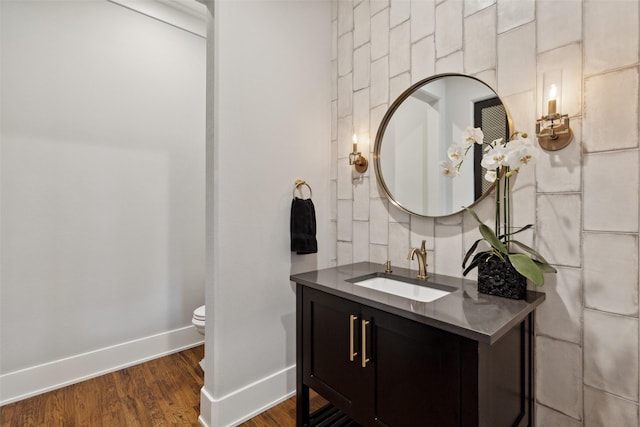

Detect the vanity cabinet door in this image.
[301,287,373,422]
[366,307,461,427]
[301,286,463,427]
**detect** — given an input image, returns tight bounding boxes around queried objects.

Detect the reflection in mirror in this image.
[374,74,511,217]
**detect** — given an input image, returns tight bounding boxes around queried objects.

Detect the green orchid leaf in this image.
[534,260,557,273]
[498,224,533,240]
[508,240,551,264]
[463,239,485,267]
[462,256,482,276]
[463,252,490,276]
[479,224,507,254]
[465,207,483,225]
[508,253,544,286]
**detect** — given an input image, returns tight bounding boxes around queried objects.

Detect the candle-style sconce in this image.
[536,82,574,151]
[349,134,368,173]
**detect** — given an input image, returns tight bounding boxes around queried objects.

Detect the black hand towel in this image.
[290,197,317,254]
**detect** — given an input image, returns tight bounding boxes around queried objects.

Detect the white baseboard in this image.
[199,365,296,427]
[0,325,204,406]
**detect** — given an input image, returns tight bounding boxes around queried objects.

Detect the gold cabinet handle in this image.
[349,315,358,361]
[361,319,370,368]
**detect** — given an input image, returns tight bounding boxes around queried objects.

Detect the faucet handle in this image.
[384,260,392,273]
[420,240,426,252]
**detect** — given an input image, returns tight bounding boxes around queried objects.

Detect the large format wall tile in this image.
[337,241,353,265]
[371,8,390,60]
[536,404,582,427]
[337,151,353,199]
[371,0,389,16]
[354,0,370,48]
[584,309,639,401]
[497,22,535,96]
[389,21,410,76]
[353,220,370,262]
[464,5,496,74]
[536,336,583,419]
[411,35,435,83]
[337,199,353,241]
[536,0,581,53]
[338,0,354,36]
[410,0,434,42]
[536,118,582,194]
[370,243,389,265]
[354,44,371,91]
[337,74,353,117]
[389,72,410,101]
[497,0,533,34]
[390,0,411,27]
[338,114,353,155]
[353,88,370,137]
[584,232,638,317]
[338,32,353,76]
[464,0,495,17]
[434,223,463,277]
[537,193,581,267]
[584,386,640,427]
[370,103,387,142]
[370,197,389,245]
[584,68,639,153]
[536,266,582,344]
[584,150,639,233]
[370,57,389,107]
[584,0,639,75]
[435,0,462,58]
[435,50,463,74]
[389,222,410,268]
[410,215,435,251]
[353,177,370,221]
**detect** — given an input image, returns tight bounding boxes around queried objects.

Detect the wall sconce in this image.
[536,82,574,151]
[349,134,368,173]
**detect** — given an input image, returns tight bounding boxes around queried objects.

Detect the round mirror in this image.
[374,73,513,217]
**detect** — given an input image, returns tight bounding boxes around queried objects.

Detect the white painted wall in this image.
[200,1,332,426]
[0,0,206,404]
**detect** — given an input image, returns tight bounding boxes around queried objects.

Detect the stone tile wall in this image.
[329,0,640,425]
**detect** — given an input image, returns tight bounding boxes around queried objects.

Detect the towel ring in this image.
[293,180,312,199]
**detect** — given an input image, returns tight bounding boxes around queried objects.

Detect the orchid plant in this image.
[442,127,556,286]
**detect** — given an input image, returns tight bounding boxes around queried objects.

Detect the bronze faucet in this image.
[407,240,428,279]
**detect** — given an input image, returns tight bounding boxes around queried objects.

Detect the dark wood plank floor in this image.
[0,345,326,427]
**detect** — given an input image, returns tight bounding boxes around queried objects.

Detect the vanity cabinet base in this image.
[296,284,534,427]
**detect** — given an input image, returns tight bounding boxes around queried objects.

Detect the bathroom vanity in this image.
[291,262,545,427]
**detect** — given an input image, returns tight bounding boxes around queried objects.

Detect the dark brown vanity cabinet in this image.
[296,285,533,427]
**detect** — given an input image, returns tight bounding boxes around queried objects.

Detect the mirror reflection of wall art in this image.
[374,74,512,218]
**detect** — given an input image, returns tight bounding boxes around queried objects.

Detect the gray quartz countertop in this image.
[290,262,545,345]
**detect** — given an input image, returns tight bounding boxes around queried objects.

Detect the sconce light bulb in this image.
[547,84,558,116]
[352,134,358,153]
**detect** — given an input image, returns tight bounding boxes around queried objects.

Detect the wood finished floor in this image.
[0,345,326,427]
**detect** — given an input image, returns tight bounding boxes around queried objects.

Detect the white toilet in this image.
[192,305,206,370]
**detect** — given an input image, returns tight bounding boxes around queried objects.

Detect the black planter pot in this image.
[476,254,527,300]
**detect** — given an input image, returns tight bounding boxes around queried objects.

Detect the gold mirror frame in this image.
[373,73,514,218]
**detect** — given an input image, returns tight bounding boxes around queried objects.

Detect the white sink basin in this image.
[351,276,451,303]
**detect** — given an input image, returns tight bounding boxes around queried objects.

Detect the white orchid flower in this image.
[461,127,484,146]
[484,170,497,183]
[505,138,539,168]
[481,145,509,170]
[440,160,459,177]
[447,143,464,162]
[483,137,504,152]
